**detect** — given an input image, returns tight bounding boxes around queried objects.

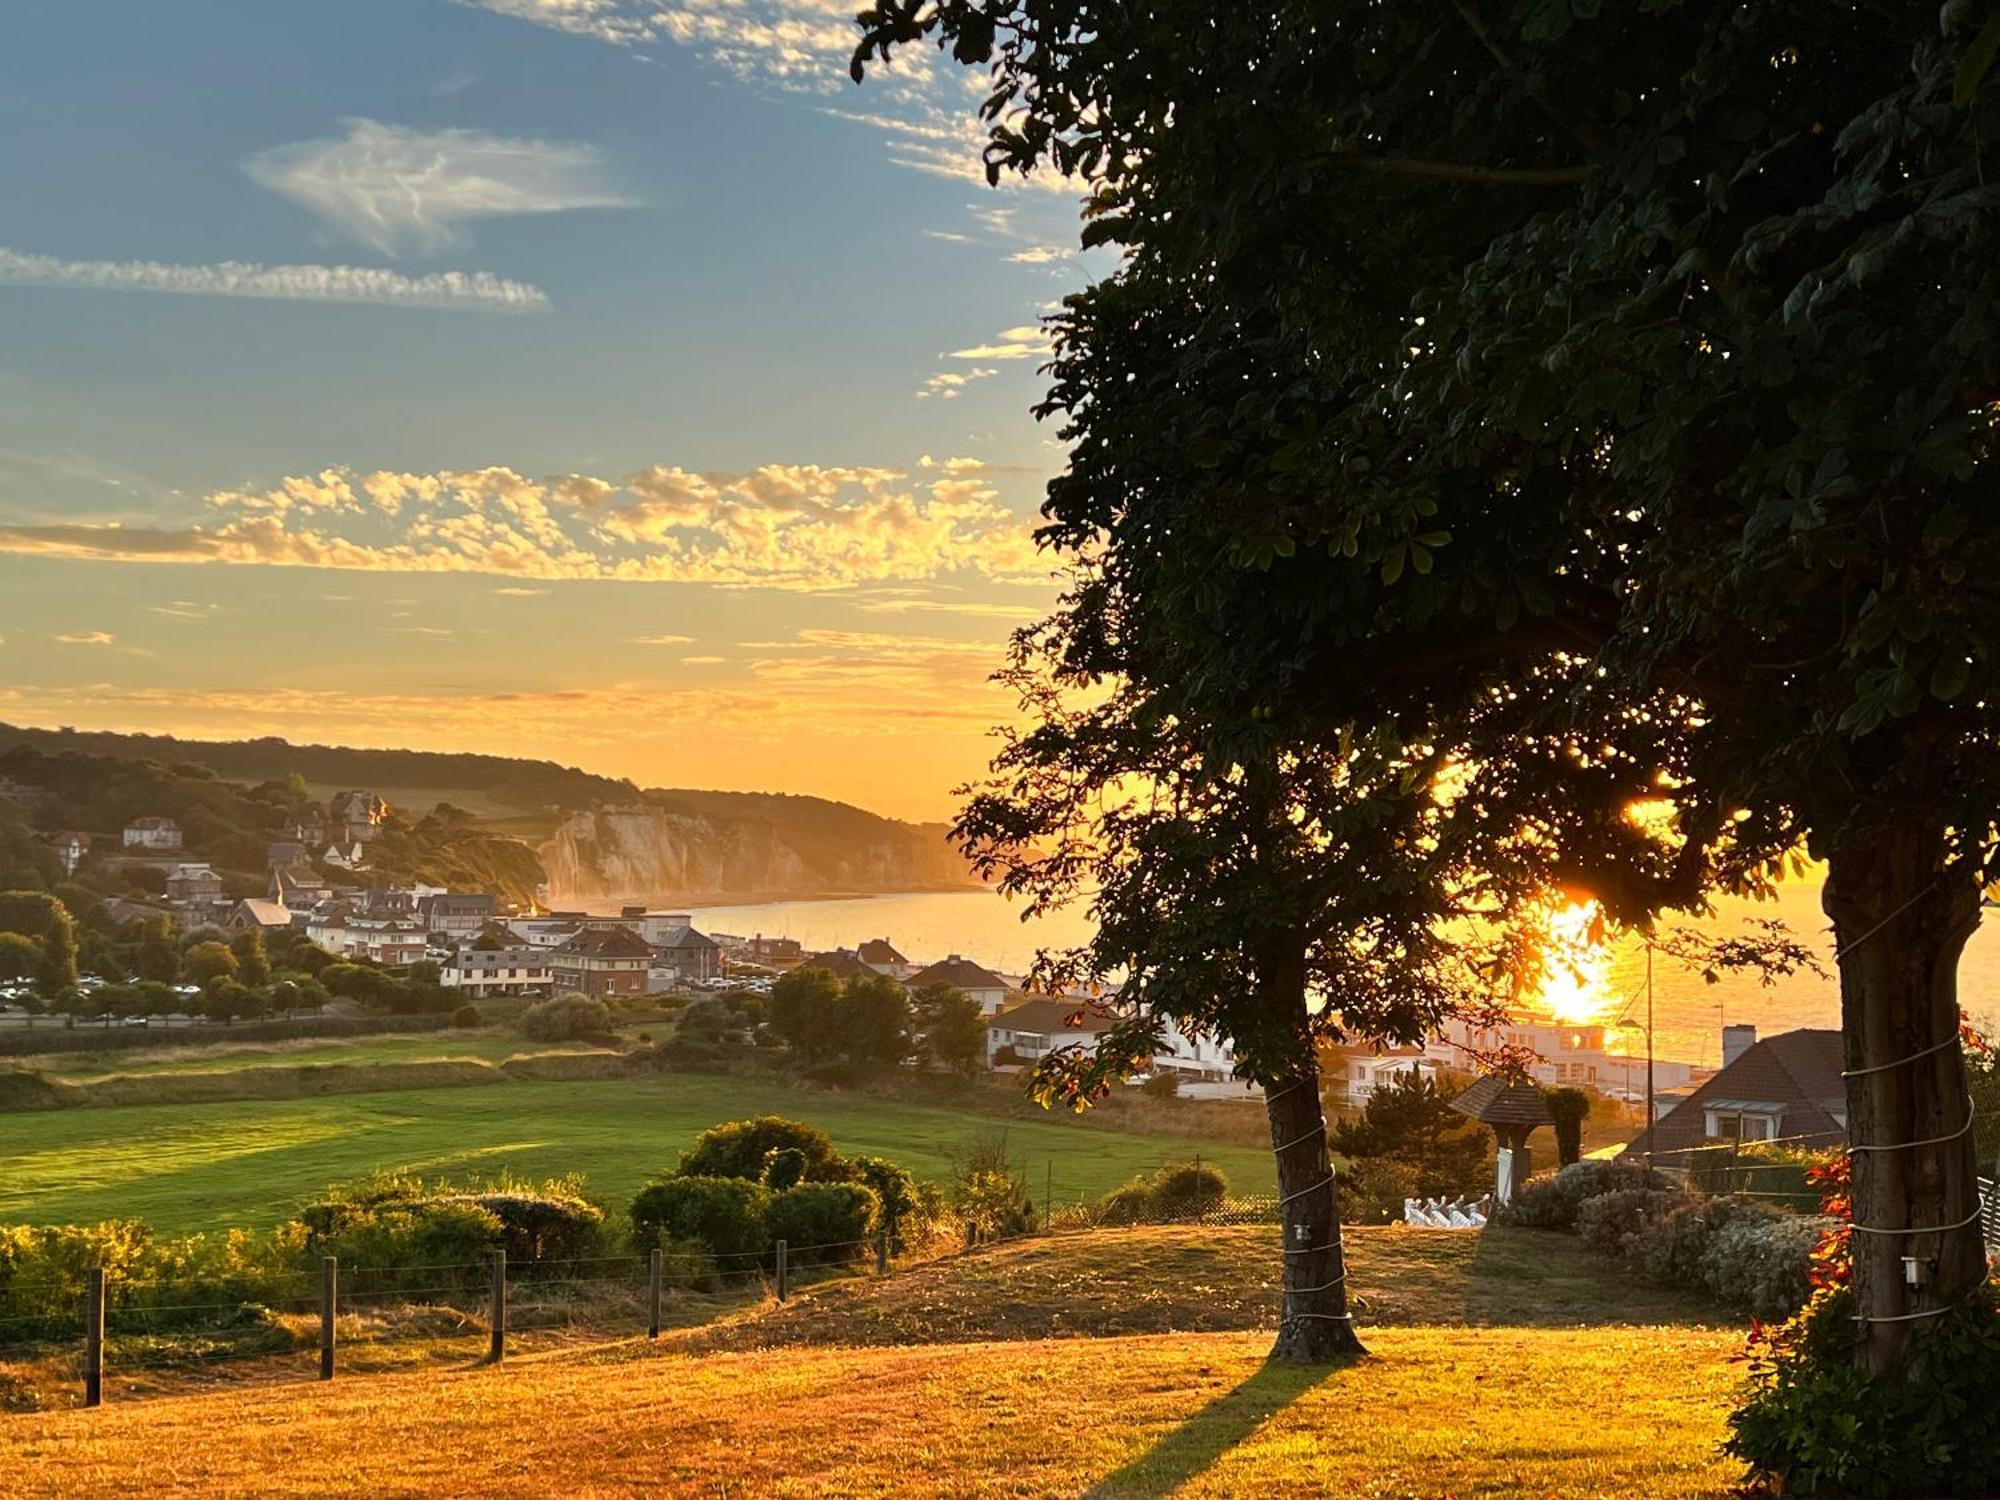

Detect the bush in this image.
[520,992,611,1042]
[446,1189,608,1264]
[307,1200,503,1289]
[1336,1156,1421,1224]
[1574,1188,1683,1257]
[1636,1194,1784,1288]
[764,1183,878,1264]
[1728,1288,2000,1499]
[450,1003,481,1029]
[1096,1182,1157,1227]
[1685,1142,1826,1213]
[951,1131,1037,1243]
[1697,1211,1823,1319]
[761,1147,807,1191]
[1493,1160,1674,1231]
[1139,1071,1181,1099]
[629,1177,771,1263]
[840,1155,926,1243]
[677,1116,838,1182]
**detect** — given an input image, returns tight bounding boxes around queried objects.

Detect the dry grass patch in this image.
[0,1327,1742,1497]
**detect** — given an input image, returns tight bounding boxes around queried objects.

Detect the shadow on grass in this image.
[1082,1356,1346,1498]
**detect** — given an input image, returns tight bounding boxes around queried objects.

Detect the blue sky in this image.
[0,0,1090,819]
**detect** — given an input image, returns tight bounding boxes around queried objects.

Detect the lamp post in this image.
[1644,940,1655,1169]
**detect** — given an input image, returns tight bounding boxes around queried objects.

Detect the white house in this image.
[122,816,182,851]
[1426,1010,1698,1103]
[442,946,554,998]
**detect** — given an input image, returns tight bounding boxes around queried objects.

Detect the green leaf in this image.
[1931,653,1972,701]
[1380,544,1406,585]
[1956,11,2000,108]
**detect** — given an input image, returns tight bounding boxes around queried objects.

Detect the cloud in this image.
[0,458,1048,592]
[923,230,972,244]
[245,119,636,256]
[494,585,547,596]
[947,324,1053,361]
[53,631,116,645]
[1008,246,1069,265]
[461,1,1082,196]
[633,633,696,645]
[0,246,548,312]
[917,366,996,401]
[680,655,726,665]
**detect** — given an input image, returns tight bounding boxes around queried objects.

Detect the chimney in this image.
[1722,1024,1757,1068]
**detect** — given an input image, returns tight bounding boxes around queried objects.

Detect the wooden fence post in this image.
[775,1240,788,1303]
[487,1249,506,1363]
[875,1228,889,1276]
[648,1248,662,1339]
[319,1256,337,1381]
[84,1266,104,1409]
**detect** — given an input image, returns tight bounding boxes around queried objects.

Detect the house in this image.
[265,840,309,870]
[442,945,554,998]
[506,915,588,948]
[330,790,390,842]
[51,831,90,875]
[1425,1009,1698,1104]
[123,816,183,851]
[650,921,722,985]
[271,865,331,907]
[548,925,653,999]
[306,903,353,955]
[225,898,295,932]
[421,893,497,939]
[908,955,1012,1015]
[740,934,803,965]
[323,841,366,871]
[164,862,224,904]
[802,949,878,982]
[856,938,911,978]
[1152,1016,1240,1082]
[1321,1043,1440,1106]
[347,920,428,967]
[1621,1027,1847,1167]
[986,997,1116,1066]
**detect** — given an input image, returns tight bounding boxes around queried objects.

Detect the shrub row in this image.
[1498,1160,1827,1319]
[1096,1161,1229,1225]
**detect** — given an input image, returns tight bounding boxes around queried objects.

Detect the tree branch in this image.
[1452,0,1610,155]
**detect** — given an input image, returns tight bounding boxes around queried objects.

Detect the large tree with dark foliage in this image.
[854,0,2000,1391]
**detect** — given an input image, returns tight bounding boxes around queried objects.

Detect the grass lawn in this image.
[26,1032,591,1080]
[0,1073,1277,1233]
[0,1325,1744,1496]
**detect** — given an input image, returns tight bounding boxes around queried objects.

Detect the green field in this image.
[23,1033,598,1080]
[1,1071,1276,1233]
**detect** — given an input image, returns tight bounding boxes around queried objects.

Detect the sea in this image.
[686,877,2000,1072]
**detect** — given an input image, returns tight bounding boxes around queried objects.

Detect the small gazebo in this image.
[1450,1076,1554,1207]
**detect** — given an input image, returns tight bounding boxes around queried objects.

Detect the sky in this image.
[0,0,1094,822]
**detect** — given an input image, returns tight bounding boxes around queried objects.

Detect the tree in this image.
[0,932,39,984]
[0,890,78,997]
[767,966,843,1061]
[913,981,986,1076]
[853,0,2000,1383]
[1331,1072,1490,1198]
[181,940,239,989]
[840,973,912,1069]
[1542,1088,1591,1169]
[133,916,179,983]
[229,927,270,988]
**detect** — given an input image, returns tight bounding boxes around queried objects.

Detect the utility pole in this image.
[1645,941,1655,1169]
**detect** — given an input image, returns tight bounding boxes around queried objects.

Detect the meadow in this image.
[0,1224,1744,1496]
[0,1067,1278,1233]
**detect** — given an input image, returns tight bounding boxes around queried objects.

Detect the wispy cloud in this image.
[493,585,547,596]
[0,246,548,312]
[680,655,726,665]
[0,459,1047,591]
[245,119,636,256]
[53,630,116,645]
[947,324,1053,361]
[917,366,996,400]
[633,633,696,645]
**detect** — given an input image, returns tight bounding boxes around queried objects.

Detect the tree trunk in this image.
[1821,826,1985,1374]
[1261,934,1364,1362]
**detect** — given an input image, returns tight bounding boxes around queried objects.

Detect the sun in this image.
[1529,898,1613,1024]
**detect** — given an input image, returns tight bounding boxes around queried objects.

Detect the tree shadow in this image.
[1082,1356,1346,1498]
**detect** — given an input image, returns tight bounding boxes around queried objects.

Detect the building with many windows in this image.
[442,946,554,998]
[549,925,653,999]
